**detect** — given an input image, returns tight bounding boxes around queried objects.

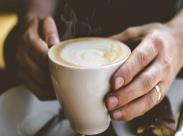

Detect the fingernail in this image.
[113,110,122,120]
[107,96,118,110]
[115,77,124,90]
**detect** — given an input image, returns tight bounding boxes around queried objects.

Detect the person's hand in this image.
[105,23,183,121]
[16,17,60,100]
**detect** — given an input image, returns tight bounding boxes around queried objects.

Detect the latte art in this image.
[50,38,130,68]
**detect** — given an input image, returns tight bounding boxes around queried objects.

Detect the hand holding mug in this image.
[106,23,183,121]
[16,17,59,100]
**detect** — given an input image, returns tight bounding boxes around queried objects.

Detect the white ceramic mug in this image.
[48,37,131,135]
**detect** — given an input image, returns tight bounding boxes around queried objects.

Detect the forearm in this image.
[167,9,183,68]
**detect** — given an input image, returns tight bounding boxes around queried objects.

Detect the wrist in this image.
[165,23,183,68]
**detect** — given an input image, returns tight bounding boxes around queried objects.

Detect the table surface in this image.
[0,79,183,136]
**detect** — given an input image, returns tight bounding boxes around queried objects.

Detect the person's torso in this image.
[55,0,182,39]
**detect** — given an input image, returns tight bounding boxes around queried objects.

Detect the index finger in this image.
[43,17,60,47]
[112,35,159,90]
[23,18,49,67]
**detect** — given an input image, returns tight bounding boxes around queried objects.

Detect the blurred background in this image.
[0,0,17,69]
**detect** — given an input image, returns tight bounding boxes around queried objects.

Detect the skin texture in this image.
[16,17,60,100]
[2,1,183,120]
[0,0,59,100]
[10,0,60,100]
[106,16,183,121]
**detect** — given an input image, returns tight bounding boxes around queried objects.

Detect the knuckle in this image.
[162,57,172,72]
[140,73,153,90]
[155,37,166,50]
[150,31,166,51]
[150,43,158,56]
[122,65,133,83]
[124,27,134,36]
[149,29,160,37]
[136,49,149,66]
[24,29,37,42]
[28,34,37,42]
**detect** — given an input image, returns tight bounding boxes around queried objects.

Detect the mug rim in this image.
[48,37,131,70]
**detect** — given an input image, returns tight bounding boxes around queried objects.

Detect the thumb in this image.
[43,17,60,47]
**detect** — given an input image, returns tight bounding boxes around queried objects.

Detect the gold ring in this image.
[155,85,161,101]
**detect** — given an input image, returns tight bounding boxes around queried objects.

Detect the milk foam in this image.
[51,38,130,67]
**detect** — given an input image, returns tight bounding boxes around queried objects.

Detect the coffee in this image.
[50,38,129,67]
[48,37,131,135]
